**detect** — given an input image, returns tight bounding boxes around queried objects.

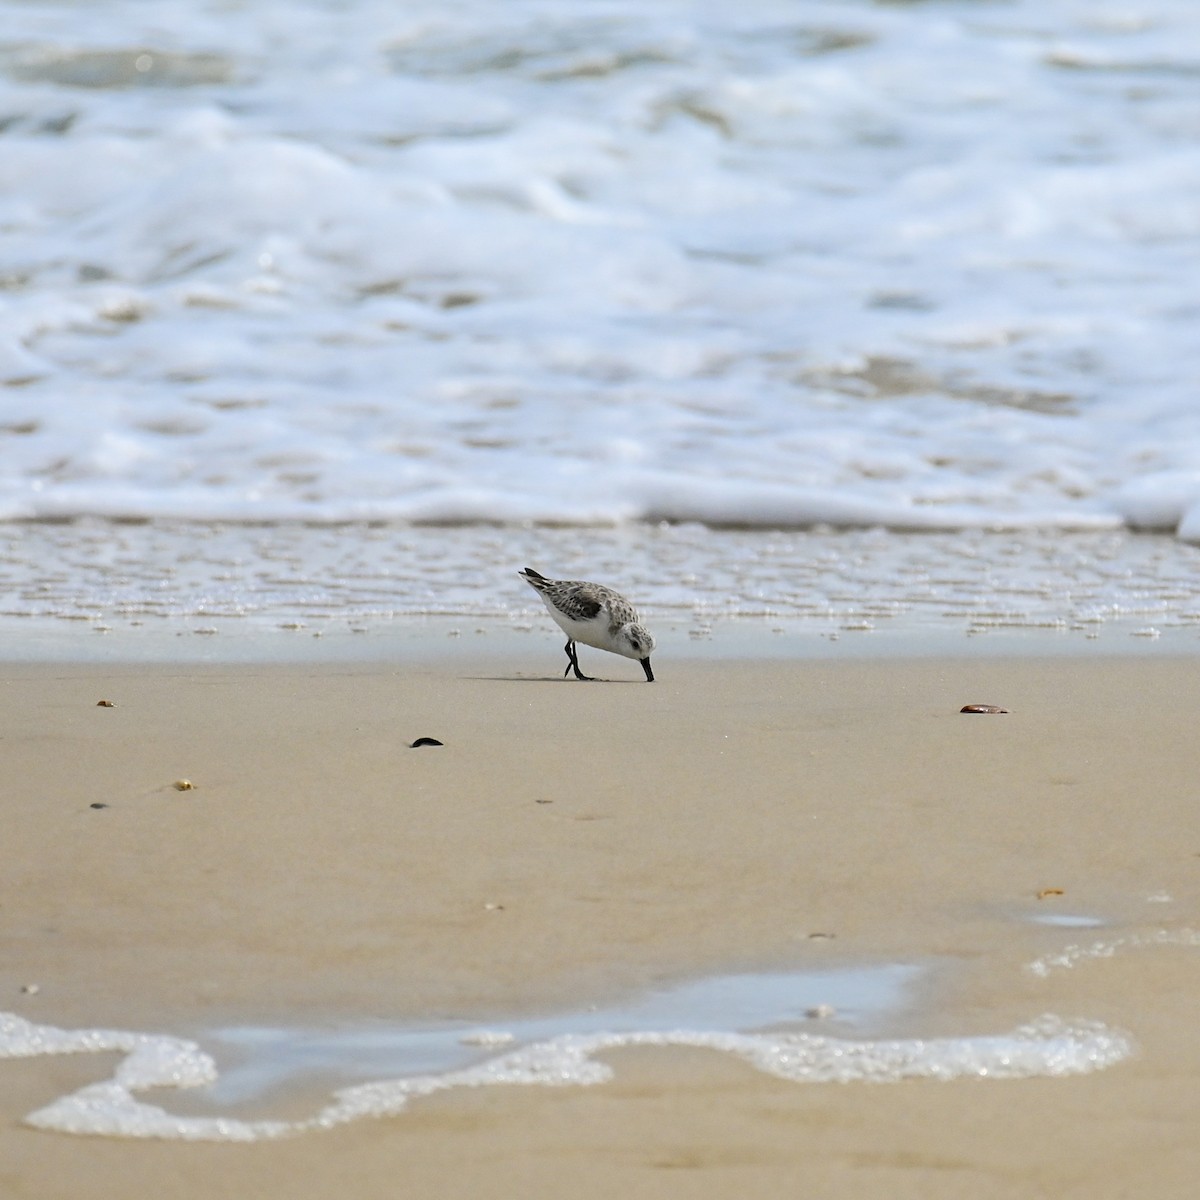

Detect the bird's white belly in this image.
[546,607,614,652]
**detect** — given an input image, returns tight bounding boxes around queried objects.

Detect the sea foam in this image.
[1,1009,1131,1142]
[2,1,1200,535]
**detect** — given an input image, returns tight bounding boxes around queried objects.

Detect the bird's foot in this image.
[563,640,596,681]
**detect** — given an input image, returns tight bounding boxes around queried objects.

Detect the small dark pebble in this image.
[535,798,553,805]
[90,803,109,809]
[410,737,444,748]
[960,704,1009,714]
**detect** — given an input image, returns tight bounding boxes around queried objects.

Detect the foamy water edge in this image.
[1,1011,1131,1142]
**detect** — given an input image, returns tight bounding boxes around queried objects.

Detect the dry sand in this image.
[2,652,1200,1198]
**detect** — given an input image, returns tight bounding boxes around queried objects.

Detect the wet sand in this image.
[2,653,1200,1197]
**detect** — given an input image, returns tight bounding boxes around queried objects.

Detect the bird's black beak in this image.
[641,657,654,682]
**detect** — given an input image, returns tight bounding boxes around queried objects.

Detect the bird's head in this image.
[618,622,656,681]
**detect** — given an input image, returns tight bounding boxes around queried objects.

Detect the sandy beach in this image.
[3,651,1200,1198]
[7,0,1200,1190]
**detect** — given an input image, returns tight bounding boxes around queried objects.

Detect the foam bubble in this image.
[1025,928,1200,978]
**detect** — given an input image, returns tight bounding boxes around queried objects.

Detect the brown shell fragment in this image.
[172,779,195,791]
[96,699,116,707]
[960,704,1009,714]
[410,737,444,748]
[1037,888,1065,899]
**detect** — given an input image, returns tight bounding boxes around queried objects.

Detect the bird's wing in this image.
[558,585,605,622]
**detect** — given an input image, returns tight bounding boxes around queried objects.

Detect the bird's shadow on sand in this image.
[466,675,644,684]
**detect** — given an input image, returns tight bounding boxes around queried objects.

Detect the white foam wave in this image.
[1,1010,1130,1142]
[2,1,1200,534]
[1026,928,1200,978]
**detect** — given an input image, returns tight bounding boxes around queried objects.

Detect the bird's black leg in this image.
[563,639,595,681]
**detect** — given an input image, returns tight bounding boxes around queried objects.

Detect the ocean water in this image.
[2,0,1199,530]
[2,0,1200,636]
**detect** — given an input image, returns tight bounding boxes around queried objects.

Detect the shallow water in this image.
[2,523,1200,659]
[199,962,922,1107]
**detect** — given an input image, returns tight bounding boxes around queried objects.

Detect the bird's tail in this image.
[519,567,552,593]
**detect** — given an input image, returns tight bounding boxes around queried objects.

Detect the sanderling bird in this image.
[519,567,655,682]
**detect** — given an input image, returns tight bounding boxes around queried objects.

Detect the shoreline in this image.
[4,613,1200,667]
[4,523,1200,664]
